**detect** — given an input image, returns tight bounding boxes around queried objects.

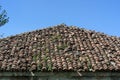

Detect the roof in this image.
[0,24,120,72]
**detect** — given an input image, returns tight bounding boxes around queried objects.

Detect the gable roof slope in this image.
[0,24,120,72]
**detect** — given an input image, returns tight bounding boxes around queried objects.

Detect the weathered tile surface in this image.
[0,24,120,71]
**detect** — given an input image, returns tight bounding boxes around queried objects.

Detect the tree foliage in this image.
[0,6,9,27]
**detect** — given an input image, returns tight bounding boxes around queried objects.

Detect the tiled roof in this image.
[0,24,120,72]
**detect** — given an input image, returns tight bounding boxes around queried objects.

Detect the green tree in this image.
[0,6,9,27]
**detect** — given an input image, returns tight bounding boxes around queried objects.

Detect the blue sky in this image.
[0,0,120,37]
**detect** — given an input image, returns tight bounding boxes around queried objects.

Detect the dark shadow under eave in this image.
[0,71,120,80]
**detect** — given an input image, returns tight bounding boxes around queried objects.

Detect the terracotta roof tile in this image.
[0,24,120,72]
